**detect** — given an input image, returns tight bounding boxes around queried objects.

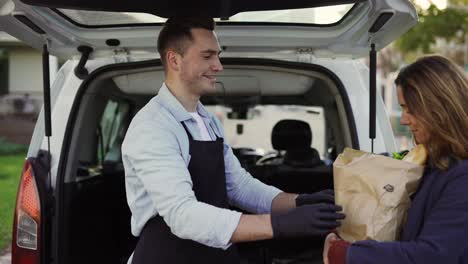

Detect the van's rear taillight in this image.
[12,160,41,264]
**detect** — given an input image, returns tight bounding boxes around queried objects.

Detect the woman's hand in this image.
[323,233,339,264]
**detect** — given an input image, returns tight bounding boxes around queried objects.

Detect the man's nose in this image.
[212,57,223,72]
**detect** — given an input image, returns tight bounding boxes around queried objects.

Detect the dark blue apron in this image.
[131,122,240,264]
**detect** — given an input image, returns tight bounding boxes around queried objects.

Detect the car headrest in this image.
[271,119,312,151]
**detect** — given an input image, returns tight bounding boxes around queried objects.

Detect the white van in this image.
[0,0,417,263]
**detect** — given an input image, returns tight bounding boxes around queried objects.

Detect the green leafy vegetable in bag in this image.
[392,150,409,160]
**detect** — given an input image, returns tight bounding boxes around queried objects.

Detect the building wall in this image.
[8,46,42,96]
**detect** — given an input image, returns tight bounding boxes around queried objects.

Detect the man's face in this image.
[178,28,223,95]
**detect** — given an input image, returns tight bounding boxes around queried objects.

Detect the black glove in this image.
[271,203,345,238]
[296,189,335,206]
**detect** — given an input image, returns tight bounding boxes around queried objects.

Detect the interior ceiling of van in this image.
[114,67,318,96]
[108,63,340,109]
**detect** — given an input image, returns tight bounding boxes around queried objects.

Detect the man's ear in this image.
[166,50,181,72]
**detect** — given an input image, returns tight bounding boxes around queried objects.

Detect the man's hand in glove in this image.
[271,203,345,238]
[296,189,335,206]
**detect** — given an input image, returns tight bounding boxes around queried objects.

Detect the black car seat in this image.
[255,119,333,194]
[271,119,323,167]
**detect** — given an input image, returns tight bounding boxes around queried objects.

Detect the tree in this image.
[394,0,468,65]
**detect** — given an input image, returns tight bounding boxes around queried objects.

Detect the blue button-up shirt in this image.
[122,83,282,250]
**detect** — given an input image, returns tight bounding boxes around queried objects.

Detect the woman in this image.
[323,55,468,264]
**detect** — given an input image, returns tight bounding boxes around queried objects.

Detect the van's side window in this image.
[97,99,130,165]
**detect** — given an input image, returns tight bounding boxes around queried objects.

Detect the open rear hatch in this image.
[0,0,417,59]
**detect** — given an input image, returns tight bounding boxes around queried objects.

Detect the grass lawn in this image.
[0,153,27,251]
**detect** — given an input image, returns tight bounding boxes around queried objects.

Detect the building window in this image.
[0,48,8,96]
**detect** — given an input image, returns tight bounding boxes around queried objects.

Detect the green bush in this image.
[0,138,28,155]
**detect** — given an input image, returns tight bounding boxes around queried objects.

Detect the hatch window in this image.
[56,3,354,27]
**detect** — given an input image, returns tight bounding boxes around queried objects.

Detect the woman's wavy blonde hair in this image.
[395,55,468,171]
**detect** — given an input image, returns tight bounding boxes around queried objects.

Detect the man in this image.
[122,17,344,264]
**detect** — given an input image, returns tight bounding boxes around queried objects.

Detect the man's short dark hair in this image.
[157,17,215,67]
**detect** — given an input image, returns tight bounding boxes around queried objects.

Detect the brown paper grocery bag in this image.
[333,148,425,242]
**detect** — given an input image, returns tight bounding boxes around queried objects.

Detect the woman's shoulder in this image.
[452,158,468,169]
[445,159,468,178]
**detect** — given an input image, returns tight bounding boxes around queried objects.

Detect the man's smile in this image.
[203,75,217,81]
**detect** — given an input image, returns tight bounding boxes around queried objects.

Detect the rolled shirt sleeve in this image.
[223,144,282,213]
